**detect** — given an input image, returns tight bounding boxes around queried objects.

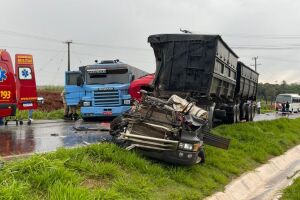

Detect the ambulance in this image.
[0,50,38,125]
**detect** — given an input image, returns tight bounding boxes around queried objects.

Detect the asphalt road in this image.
[0,119,111,157]
[253,111,300,121]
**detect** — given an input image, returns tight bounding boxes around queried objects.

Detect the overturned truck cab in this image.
[110,92,230,165]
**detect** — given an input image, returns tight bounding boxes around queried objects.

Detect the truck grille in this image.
[94,89,120,106]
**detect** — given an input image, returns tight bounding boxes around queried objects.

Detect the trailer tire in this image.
[241,103,247,119]
[227,106,237,124]
[235,105,240,123]
[250,105,256,121]
[245,104,251,121]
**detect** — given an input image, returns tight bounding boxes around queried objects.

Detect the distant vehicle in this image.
[275,93,300,113]
[64,60,133,120]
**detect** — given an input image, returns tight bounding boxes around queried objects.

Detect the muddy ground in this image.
[37,90,63,112]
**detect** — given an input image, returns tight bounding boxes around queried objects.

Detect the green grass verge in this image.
[16,109,64,120]
[1,118,300,199]
[281,177,300,200]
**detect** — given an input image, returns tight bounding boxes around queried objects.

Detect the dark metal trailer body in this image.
[148,34,259,126]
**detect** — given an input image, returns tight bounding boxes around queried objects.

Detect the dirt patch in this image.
[81,178,109,189]
[37,90,63,112]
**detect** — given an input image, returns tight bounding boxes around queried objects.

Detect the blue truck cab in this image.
[64,60,132,119]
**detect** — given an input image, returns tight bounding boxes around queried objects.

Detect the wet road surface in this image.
[1,112,300,158]
[0,119,111,157]
[253,111,300,121]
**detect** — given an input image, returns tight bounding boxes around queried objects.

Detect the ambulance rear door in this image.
[15,54,38,110]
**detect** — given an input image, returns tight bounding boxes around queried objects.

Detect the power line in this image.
[223,34,300,39]
[0,29,151,52]
[0,29,63,43]
[232,46,300,50]
[73,42,151,52]
[182,29,300,39]
[4,28,300,52]
[37,46,66,73]
[1,45,65,53]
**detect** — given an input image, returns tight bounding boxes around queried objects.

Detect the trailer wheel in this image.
[208,104,215,128]
[250,105,256,121]
[235,105,240,123]
[227,106,237,124]
[241,103,247,119]
[245,104,251,121]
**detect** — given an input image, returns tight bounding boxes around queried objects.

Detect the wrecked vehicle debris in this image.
[110,91,230,165]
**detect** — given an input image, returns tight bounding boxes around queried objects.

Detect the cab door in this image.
[64,71,84,106]
[15,54,38,110]
[0,50,17,117]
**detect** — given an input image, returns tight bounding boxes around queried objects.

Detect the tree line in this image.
[257,81,300,103]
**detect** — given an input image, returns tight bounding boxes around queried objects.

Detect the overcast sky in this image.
[1,0,300,85]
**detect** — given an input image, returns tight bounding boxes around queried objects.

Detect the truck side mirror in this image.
[76,76,84,86]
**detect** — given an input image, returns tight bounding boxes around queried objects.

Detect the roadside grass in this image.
[1,118,300,199]
[16,109,64,120]
[281,177,300,200]
[260,100,276,114]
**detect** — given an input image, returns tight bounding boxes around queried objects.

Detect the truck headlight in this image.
[178,142,200,151]
[123,99,131,105]
[83,101,91,107]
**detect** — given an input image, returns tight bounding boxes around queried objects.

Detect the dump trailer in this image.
[148,34,259,126]
[110,34,258,165]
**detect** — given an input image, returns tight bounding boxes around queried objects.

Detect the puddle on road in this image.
[0,121,112,157]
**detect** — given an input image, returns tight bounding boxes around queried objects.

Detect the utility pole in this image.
[65,40,72,71]
[251,56,261,72]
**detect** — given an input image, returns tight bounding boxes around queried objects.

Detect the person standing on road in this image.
[256,101,261,114]
[0,117,3,126]
[61,89,69,119]
[286,101,290,112]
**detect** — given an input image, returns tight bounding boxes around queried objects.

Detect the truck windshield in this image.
[86,68,130,85]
